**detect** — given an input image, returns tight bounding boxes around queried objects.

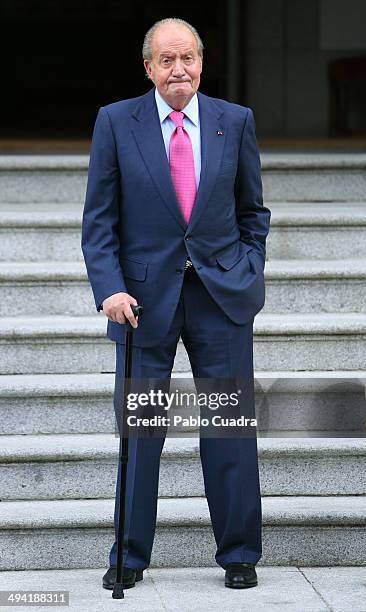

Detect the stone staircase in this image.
[0,154,366,571]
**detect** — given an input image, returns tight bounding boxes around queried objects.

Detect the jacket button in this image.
[185,235,191,241]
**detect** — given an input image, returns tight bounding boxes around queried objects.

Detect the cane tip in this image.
[112,581,125,598]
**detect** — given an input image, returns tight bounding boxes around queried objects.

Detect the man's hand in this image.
[102,292,139,328]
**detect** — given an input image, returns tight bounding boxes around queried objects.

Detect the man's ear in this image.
[143,59,153,81]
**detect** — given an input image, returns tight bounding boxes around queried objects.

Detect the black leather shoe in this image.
[102,566,144,590]
[225,563,258,589]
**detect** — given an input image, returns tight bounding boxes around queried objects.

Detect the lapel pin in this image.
[216,130,224,135]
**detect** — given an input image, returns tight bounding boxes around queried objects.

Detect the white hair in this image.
[142,17,204,61]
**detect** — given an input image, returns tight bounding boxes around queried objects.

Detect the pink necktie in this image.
[169,111,196,224]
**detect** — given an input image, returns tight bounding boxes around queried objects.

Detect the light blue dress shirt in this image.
[154,88,201,189]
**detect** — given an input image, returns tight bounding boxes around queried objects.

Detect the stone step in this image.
[255,313,366,371]
[0,315,111,375]
[263,259,366,313]
[0,204,82,262]
[262,154,366,202]
[0,157,87,205]
[1,154,365,203]
[268,202,366,260]
[2,259,366,316]
[1,202,366,262]
[0,373,115,435]
[1,434,365,501]
[0,262,94,316]
[1,314,365,374]
[0,495,365,569]
[0,372,365,435]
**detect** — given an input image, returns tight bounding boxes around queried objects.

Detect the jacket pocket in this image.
[216,241,253,270]
[120,257,148,281]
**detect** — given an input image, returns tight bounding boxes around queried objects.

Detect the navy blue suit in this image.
[81,87,271,570]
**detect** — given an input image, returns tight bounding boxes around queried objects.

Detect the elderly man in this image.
[82,17,270,590]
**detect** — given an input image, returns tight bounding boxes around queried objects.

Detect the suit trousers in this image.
[108,266,262,570]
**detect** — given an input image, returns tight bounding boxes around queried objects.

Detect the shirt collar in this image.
[154,87,199,126]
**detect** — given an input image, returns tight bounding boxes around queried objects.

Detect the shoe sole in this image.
[102,570,144,590]
[225,581,258,589]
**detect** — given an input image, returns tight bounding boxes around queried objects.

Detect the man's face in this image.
[144,24,203,110]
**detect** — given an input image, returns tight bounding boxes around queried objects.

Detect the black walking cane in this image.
[112,303,143,600]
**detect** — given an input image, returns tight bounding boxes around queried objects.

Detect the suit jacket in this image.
[81,87,271,347]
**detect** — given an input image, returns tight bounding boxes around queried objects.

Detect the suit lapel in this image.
[186,92,227,233]
[130,88,227,233]
[131,88,187,230]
